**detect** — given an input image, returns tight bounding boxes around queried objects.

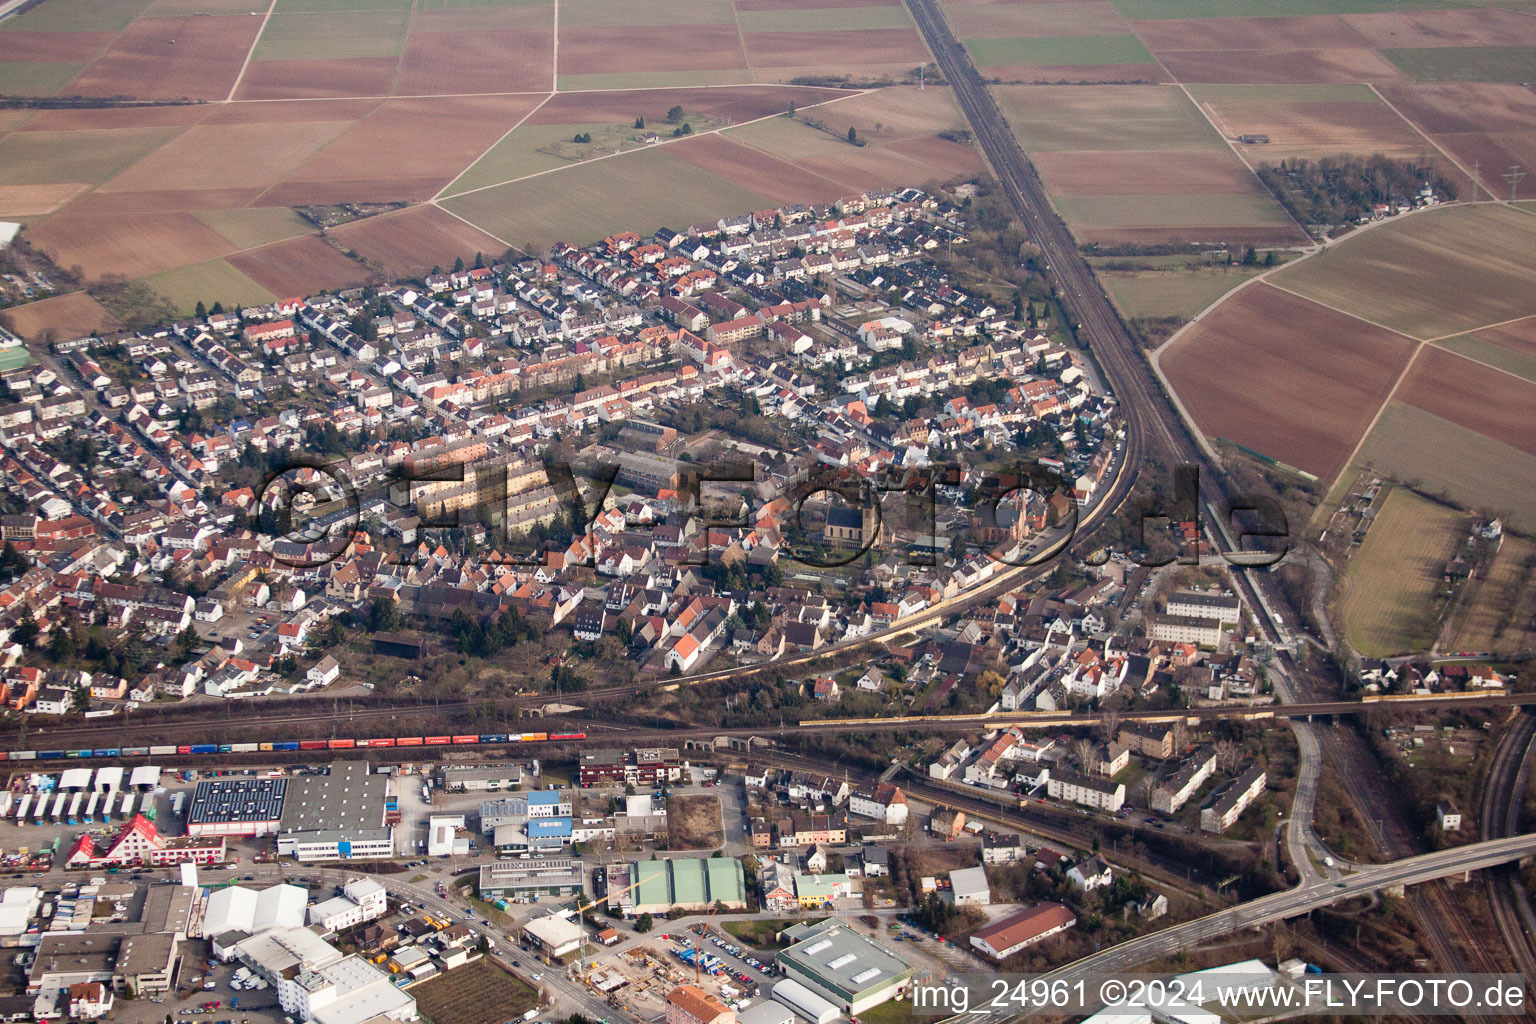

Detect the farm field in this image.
[993,85,1221,151]
[1432,333,1536,385]
[327,205,508,280]
[0,61,87,96]
[1052,193,1301,245]
[1446,536,1536,657]
[412,961,538,1024]
[0,182,90,217]
[440,144,777,250]
[1382,46,1536,82]
[227,235,375,296]
[963,34,1154,68]
[23,211,239,279]
[1188,83,1430,162]
[1339,486,1465,659]
[1350,403,1536,535]
[993,85,1299,244]
[1094,263,1265,320]
[723,101,981,191]
[1268,205,1536,339]
[137,259,277,315]
[191,207,313,250]
[1159,281,1416,481]
[1393,345,1536,458]
[0,290,123,341]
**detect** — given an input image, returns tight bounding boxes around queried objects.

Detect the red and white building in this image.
[64,815,225,869]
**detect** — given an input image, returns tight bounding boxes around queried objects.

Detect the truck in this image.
[522,1010,539,1022]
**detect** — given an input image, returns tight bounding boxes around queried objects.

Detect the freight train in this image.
[0,731,588,762]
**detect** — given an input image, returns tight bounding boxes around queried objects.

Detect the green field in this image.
[561,0,735,26]
[0,0,155,32]
[1270,205,1536,339]
[140,258,276,314]
[1381,46,1536,82]
[253,10,410,60]
[1054,193,1294,229]
[1185,83,1381,104]
[1339,486,1465,659]
[1352,402,1536,534]
[0,127,184,186]
[443,122,655,197]
[275,0,414,10]
[739,6,911,32]
[0,61,85,97]
[557,69,751,91]
[1110,0,1460,18]
[993,84,1222,150]
[964,34,1153,67]
[194,207,313,250]
[1432,335,1536,384]
[1098,265,1265,320]
[442,144,773,249]
[418,0,551,7]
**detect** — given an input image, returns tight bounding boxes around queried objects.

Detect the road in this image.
[1044,832,1536,981]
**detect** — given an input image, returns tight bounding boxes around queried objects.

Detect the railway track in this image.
[1480,710,1536,985]
[899,0,1506,981]
[15,691,1536,753]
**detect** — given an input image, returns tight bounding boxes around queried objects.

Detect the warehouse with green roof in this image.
[611,856,747,916]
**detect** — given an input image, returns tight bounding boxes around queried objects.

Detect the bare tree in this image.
[1214,739,1243,775]
[1134,774,1155,810]
[1097,707,1122,746]
[1171,719,1189,755]
[1071,737,1095,772]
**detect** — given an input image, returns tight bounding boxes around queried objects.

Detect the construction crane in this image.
[695,901,723,986]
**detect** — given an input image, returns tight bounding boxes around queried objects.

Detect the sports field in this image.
[1339,486,1465,659]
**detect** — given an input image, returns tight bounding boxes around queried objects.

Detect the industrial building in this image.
[608,857,746,916]
[231,925,416,1024]
[969,903,1077,961]
[203,884,308,958]
[522,914,585,958]
[477,858,586,899]
[187,777,287,837]
[770,980,838,1024]
[579,747,682,788]
[775,919,912,1014]
[439,765,527,792]
[275,763,395,861]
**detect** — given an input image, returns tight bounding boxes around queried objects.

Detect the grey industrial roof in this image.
[188,777,287,826]
[279,763,386,834]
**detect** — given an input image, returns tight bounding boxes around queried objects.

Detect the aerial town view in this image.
[0,0,1533,1021]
